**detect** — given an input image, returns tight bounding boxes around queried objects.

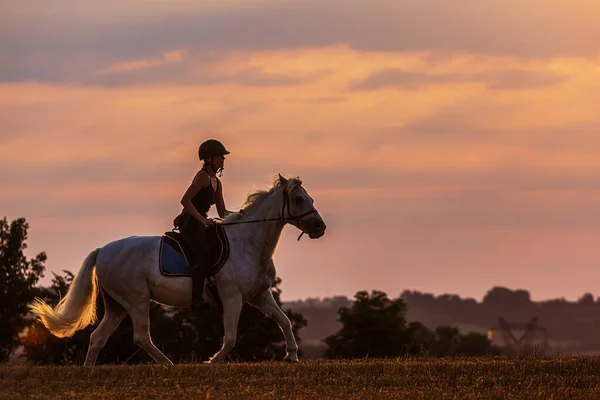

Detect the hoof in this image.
[284,356,299,363]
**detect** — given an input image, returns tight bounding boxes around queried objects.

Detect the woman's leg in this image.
[179,216,211,310]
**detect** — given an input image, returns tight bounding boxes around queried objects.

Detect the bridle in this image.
[217,188,318,240]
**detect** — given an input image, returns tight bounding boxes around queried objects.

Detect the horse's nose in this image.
[317,220,326,232]
[309,219,327,239]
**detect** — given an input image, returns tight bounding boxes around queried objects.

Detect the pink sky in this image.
[2,0,600,302]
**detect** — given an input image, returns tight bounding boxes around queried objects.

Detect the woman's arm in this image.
[215,178,233,218]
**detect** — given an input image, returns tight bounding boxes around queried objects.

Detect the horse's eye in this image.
[295,196,304,205]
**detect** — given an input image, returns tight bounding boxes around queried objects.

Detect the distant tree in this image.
[431,326,461,355]
[578,293,595,306]
[457,332,501,356]
[438,294,462,304]
[324,290,409,359]
[0,217,46,362]
[429,326,501,357]
[483,287,532,307]
[323,289,501,359]
[404,321,435,355]
[329,296,352,309]
[462,298,478,307]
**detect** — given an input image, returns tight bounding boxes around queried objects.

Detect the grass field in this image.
[2,357,600,399]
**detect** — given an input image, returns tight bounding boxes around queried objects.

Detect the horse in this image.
[29,174,326,365]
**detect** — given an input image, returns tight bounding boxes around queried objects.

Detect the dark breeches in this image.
[178,215,211,272]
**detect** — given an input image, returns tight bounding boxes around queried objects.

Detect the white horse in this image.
[29,175,326,365]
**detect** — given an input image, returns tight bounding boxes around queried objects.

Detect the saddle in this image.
[159,223,230,278]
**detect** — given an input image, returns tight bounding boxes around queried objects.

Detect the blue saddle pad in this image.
[159,239,192,277]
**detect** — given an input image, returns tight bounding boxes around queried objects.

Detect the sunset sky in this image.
[3,0,600,302]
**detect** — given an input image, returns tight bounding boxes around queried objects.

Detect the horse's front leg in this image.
[206,295,243,363]
[249,289,299,362]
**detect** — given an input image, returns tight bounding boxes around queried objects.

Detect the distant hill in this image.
[283,287,600,357]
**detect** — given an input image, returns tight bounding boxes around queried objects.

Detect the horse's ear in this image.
[278,173,288,184]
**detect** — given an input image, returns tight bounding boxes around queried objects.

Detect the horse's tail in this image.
[29,248,101,338]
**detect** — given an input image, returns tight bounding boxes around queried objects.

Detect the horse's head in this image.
[277,174,326,239]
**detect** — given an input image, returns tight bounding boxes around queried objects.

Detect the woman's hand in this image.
[200,217,216,226]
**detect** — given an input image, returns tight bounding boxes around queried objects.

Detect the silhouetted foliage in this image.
[578,293,594,306]
[288,286,600,356]
[324,290,409,358]
[483,287,532,306]
[157,277,307,363]
[403,321,435,355]
[427,326,501,356]
[457,332,502,356]
[324,290,501,359]
[431,326,461,355]
[0,217,46,362]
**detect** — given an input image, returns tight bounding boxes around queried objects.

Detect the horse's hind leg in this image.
[129,302,173,365]
[84,289,127,366]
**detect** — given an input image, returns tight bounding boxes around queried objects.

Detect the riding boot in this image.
[191,266,210,311]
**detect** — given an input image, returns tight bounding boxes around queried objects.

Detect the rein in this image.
[216,189,317,240]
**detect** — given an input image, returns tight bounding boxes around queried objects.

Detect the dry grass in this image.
[2,357,600,399]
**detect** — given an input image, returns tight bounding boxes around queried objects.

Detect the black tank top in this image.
[190,175,218,217]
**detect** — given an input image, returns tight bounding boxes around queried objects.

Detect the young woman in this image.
[176,139,234,311]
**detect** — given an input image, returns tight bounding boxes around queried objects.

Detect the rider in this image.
[176,139,234,311]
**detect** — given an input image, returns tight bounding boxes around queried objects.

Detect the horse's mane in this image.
[223,175,302,223]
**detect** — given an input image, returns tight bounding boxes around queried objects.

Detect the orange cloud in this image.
[94,50,187,75]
